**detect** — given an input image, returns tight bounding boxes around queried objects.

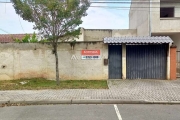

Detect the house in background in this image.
[129,0,180,49]
[0,34,27,43]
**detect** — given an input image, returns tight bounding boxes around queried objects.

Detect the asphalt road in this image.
[0,104,180,120]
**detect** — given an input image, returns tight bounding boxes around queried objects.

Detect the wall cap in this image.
[171,45,177,48]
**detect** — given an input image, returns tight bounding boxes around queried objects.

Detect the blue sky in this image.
[0,1,130,34]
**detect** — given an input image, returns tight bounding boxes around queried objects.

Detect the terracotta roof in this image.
[0,34,32,43]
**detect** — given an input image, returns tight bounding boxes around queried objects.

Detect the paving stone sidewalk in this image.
[0,80,180,102]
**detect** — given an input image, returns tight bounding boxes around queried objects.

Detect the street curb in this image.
[72,99,102,104]
[10,100,72,105]
[0,101,9,104]
[1,100,180,106]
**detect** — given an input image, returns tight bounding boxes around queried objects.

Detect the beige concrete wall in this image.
[150,0,160,33]
[84,29,137,41]
[0,43,108,80]
[84,29,112,41]
[112,29,137,37]
[159,20,180,33]
[129,0,150,36]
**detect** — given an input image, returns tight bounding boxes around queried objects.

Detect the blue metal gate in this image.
[126,44,168,79]
[109,45,122,79]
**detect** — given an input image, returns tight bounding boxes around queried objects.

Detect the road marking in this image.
[114,104,122,120]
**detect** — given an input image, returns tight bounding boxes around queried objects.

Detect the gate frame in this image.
[167,44,171,80]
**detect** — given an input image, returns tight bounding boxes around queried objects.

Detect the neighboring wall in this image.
[112,29,137,37]
[0,43,108,80]
[84,29,112,41]
[129,0,150,36]
[84,29,137,41]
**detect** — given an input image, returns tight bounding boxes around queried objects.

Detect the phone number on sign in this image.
[81,56,101,60]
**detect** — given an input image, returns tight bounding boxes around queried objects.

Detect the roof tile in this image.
[0,34,32,43]
[104,36,173,44]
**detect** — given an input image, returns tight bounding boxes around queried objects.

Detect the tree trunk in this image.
[54,45,60,85]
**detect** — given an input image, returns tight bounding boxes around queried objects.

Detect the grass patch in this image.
[0,78,108,90]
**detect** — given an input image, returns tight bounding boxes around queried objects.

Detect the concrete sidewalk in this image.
[1,80,180,104]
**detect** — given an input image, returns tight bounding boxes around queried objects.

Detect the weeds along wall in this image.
[0,42,108,80]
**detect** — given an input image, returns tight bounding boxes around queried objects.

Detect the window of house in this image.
[160,7,174,18]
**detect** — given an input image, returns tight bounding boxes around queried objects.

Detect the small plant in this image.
[39,39,49,43]
[13,38,21,43]
[13,32,38,43]
[70,40,76,49]
[29,32,38,43]
[22,34,30,43]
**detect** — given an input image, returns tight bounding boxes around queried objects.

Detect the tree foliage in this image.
[13,32,38,43]
[11,0,90,41]
[11,0,90,85]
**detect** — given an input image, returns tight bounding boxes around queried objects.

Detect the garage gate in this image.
[126,44,168,79]
[108,44,168,79]
[105,36,172,80]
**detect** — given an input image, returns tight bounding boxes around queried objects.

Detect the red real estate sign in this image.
[81,50,101,60]
[81,50,100,56]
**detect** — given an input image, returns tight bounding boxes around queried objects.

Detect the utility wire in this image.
[0,0,179,1]
[1,1,180,12]
[0,1,180,13]
[0,2,179,8]
[90,6,180,8]
[91,1,180,4]
[1,1,180,3]
[4,0,7,13]
[0,28,10,34]
[18,15,25,33]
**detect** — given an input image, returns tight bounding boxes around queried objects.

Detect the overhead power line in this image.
[1,1,180,9]
[91,1,180,4]
[0,28,10,34]
[91,6,180,8]
[18,15,25,33]
[1,1,180,3]
[0,2,180,8]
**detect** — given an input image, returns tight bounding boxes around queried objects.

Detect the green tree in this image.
[11,0,90,85]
